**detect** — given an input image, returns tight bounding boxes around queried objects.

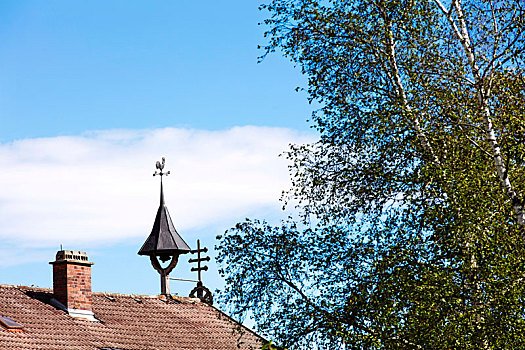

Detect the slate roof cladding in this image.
[0,285,263,350]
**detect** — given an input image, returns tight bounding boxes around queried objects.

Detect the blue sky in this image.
[0,1,317,300]
[0,1,313,140]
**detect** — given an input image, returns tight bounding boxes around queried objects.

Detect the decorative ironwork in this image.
[188,239,213,304]
[189,282,213,305]
[189,240,210,280]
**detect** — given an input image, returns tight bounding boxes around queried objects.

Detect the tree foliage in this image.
[217,0,525,348]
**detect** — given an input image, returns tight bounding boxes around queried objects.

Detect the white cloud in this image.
[0,126,315,248]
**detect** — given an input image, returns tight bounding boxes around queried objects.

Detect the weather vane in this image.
[153,157,171,177]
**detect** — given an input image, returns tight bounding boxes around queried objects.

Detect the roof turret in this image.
[138,157,190,261]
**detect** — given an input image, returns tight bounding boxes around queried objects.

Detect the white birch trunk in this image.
[433,0,525,238]
[382,15,440,166]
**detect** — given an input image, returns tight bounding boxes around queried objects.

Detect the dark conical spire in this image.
[138,158,191,258]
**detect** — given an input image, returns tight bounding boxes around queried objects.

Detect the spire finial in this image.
[153,157,170,205]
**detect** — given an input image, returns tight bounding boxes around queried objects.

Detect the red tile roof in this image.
[0,285,264,350]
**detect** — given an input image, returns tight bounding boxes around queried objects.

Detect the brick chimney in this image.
[50,250,96,321]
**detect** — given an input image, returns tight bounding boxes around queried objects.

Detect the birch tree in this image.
[217,0,525,348]
[431,0,525,235]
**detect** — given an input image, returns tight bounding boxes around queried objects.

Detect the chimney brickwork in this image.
[50,250,94,313]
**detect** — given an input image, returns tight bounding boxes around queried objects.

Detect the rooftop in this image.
[0,285,263,350]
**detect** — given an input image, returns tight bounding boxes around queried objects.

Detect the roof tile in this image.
[0,286,263,350]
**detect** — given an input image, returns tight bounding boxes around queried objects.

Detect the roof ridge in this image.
[0,285,201,303]
[92,291,200,302]
[0,284,52,292]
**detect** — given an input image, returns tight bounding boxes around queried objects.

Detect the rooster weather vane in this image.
[153,157,170,177]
